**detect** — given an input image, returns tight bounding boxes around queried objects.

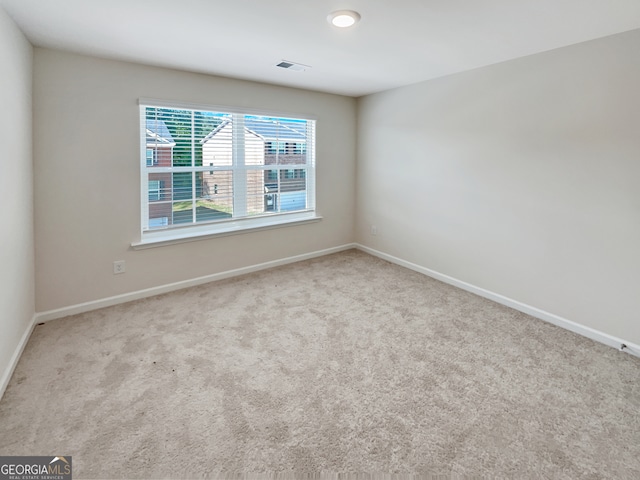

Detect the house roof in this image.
[202,117,307,143]
[146,119,176,146]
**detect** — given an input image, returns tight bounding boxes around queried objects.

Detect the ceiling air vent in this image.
[276,60,310,72]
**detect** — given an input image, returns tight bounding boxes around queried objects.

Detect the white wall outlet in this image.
[113,260,126,274]
[370,225,378,235]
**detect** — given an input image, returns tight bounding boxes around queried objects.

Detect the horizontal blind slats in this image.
[141,105,316,232]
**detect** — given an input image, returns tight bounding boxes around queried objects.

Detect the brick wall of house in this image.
[148,201,172,223]
[156,147,172,167]
[264,153,307,195]
[264,154,306,166]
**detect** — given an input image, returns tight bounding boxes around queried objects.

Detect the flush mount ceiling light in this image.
[327,10,361,28]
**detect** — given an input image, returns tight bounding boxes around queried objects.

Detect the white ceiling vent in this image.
[276,60,310,72]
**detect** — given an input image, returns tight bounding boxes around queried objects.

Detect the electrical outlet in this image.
[370,225,378,236]
[113,260,126,274]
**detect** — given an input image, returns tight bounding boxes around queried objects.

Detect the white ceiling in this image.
[2,0,640,97]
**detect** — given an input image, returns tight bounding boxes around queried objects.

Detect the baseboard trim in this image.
[356,244,640,359]
[0,314,36,402]
[36,243,357,323]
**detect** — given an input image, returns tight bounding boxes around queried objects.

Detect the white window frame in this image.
[134,98,320,249]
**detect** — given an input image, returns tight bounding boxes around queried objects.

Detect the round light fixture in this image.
[327,10,361,28]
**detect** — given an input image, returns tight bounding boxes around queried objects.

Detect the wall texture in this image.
[0,8,34,390]
[357,29,640,345]
[34,49,356,312]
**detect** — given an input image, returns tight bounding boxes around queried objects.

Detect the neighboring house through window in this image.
[146,149,157,166]
[148,180,162,201]
[137,100,317,246]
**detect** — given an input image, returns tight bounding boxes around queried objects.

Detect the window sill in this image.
[131,212,322,250]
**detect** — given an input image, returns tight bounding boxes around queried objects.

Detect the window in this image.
[146,149,156,166]
[138,100,317,245]
[148,180,162,201]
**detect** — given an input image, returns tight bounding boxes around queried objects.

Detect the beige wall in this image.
[0,8,34,387]
[34,49,356,312]
[357,29,640,345]
[26,29,640,347]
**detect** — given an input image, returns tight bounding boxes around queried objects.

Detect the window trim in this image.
[135,98,319,248]
[132,211,322,249]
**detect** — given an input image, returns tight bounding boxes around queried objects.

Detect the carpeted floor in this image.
[1,250,639,478]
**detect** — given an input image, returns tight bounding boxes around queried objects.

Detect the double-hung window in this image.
[137,100,317,246]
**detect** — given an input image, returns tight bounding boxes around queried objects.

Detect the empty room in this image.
[1,0,639,478]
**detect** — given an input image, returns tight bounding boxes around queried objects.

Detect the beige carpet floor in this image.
[1,250,639,478]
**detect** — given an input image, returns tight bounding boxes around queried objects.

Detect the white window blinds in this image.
[140,103,316,236]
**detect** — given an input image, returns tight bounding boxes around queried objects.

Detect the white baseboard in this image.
[0,315,36,402]
[356,244,640,359]
[36,243,357,323]
[14,239,637,403]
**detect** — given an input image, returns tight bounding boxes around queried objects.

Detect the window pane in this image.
[264,169,279,212]
[145,113,175,168]
[202,113,233,167]
[148,180,161,201]
[200,170,232,199]
[157,109,191,167]
[244,169,267,216]
[149,216,169,228]
[280,168,307,192]
[280,190,307,212]
[148,173,170,201]
[149,201,172,229]
[195,199,233,223]
[145,108,225,168]
[147,171,173,229]
[172,172,192,201]
[245,130,265,166]
[172,201,193,225]
[197,170,233,221]
[251,116,308,166]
